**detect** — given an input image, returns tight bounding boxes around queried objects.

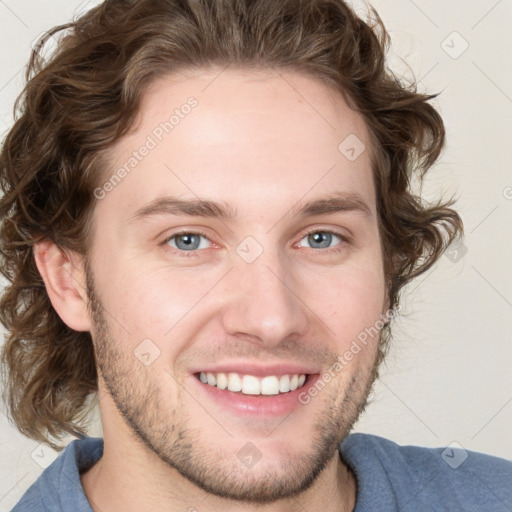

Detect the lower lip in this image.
[191,374,320,417]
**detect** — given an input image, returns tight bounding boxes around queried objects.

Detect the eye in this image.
[298,230,344,250]
[164,232,212,251]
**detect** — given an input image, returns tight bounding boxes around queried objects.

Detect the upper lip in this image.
[190,361,320,378]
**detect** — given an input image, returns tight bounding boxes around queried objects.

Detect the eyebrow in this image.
[290,193,373,219]
[128,196,237,223]
[127,192,373,223]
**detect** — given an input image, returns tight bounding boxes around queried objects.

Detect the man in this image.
[0,0,510,510]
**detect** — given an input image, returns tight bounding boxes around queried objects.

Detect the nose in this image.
[220,250,310,349]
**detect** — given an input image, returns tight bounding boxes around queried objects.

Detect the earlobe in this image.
[33,239,91,332]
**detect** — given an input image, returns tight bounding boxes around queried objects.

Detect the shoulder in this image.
[11,437,103,512]
[339,433,512,511]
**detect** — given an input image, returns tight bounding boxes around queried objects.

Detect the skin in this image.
[34,67,389,512]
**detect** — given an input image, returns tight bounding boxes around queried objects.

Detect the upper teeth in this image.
[199,372,307,395]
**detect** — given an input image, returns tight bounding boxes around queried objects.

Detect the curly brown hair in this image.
[0,0,463,448]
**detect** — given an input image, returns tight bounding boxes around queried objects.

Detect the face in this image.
[84,67,388,502]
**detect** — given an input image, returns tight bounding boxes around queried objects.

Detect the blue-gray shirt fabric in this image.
[11,433,512,511]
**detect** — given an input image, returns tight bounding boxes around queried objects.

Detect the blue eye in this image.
[165,232,211,251]
[298,231,343,249]
[161,229,347,257]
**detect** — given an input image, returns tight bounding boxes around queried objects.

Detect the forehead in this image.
[96,67,376,220]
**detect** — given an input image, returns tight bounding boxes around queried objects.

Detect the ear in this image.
[381,292,393,325]
[384,295,391,316]
[33,239,91,332]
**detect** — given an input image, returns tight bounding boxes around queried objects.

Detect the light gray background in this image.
[1,0,511,508]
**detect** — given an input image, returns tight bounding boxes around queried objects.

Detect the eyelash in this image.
[160,229,212,258]
[160,228,350,258]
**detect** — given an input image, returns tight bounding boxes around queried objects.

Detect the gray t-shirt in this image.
[11,433,512,511]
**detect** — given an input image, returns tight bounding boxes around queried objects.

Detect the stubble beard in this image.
[86,267,380,504]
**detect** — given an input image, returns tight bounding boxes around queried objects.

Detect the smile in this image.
[196,372,308,395]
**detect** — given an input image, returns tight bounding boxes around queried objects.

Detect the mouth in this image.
[192,369,320,416]
[195,371,309,396]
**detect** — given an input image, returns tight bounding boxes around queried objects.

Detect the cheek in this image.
[91,228,386,353]
[92,254,223,348]
[308,261,386,347]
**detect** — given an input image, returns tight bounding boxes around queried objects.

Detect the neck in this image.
[81,429,356,512]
